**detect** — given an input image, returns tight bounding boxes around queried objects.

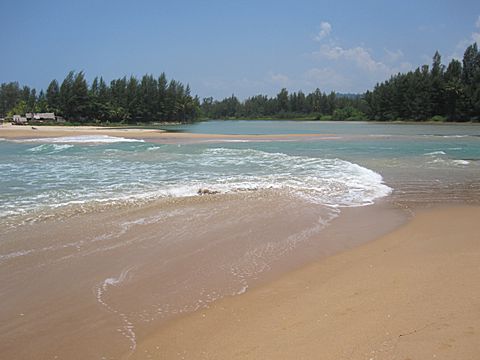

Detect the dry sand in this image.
[0,124,166,139]
[127,206,480,360]
[0,124,336,143]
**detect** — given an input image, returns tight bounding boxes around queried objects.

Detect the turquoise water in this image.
[1,121,480,359]
[161,120,480,136]
[1,121,480,225]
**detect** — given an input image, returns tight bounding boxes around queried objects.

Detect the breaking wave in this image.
[0,146,391,222]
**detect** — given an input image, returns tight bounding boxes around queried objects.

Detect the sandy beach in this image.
[1,122,479,359]
[128,206,480,360]
[0,124,339,143]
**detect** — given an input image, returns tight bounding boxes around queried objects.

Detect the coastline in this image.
[1,122,479,359]
[0,124,339,143]
[0,193,406,360]
[127,205,480,359]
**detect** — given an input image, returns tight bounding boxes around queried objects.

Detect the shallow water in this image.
[160,119,480,136]
[1,121,479,359]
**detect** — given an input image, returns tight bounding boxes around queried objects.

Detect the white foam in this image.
[95,267,137,352]
[424,151,446,156]
[1,147,393,222]
[202,139,252,143]
[27,143,74,153]
[192,148,392,207]
[452,159,470,165]
[0,249,35,262]
[22,135,144,143]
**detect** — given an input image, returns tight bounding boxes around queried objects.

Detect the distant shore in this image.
[0,123,166,140]
[0,124,341,143]
[127,206,480,359]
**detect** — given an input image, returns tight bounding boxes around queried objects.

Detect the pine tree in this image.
[46,79,60,113]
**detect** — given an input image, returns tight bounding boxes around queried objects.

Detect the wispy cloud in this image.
[384,49,404,63]
[314,21,332,41]
[268,72,290,86]
[472,15,480,43]
[304,67,350,90]
[314,44,391,73]
[449,15,480,60]
[308,23,413,92]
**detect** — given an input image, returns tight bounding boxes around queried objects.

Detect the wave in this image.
[192,148,392,207]
[451,159,470,165]
[423,134,471,138]
[424,151,446,156]
[27,143,74,153]
[21,135,145,144]
[0,147,392,222]
[441,135,470,138]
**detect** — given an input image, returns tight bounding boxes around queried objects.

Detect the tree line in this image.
[365,43,480,121]
[202,43,480,122]
[1,43,479,122]
[0,72,200,123]
[200,90,367,121]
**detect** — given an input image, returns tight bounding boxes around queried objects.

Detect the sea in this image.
[1,121,479,359]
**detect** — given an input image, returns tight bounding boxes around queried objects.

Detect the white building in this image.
[26,112,57,121]
[12,115,28,125]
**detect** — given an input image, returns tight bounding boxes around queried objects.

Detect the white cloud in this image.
[308,21,414,92]
[314,44,391,73]
[268,72,290,86]
[384,49,404,63]
[314,21,332,41]
[304,67,350,90]
[471,16,480,44]
[473,32,480,44]
[449,16,480,60]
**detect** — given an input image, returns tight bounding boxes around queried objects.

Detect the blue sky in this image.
[1,0,479,99]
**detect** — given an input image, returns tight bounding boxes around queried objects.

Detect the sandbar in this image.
[0,124,339,143]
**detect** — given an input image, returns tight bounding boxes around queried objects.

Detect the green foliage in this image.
[0,71,199,123]
[332,106,367,121]
[2,43,479,123]
[366,44,480,121]
[200,89,367,120]
[7,100,27,117]
[430,115,447,122]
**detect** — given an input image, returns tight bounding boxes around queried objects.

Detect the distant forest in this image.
[1,43,479,123]
[0,72,200,123]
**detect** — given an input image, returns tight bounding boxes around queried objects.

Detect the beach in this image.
[129,206,480,360]
[0,124,338,143]
[0,122,479,359]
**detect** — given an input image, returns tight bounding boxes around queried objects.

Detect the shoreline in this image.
[0,124,340,143]
[126,205,480,359]
[0,192,407,360]
[1,123,479,358]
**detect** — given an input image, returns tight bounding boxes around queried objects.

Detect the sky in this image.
[1,0,479,100]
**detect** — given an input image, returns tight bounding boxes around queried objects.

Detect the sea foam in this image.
[21,135,144,143]
[0,146,392,222]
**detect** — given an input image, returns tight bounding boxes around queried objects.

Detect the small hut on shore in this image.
[26,113,57,121]
[12,115,28,125]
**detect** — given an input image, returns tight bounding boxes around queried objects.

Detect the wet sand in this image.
[0,192,405,359]
[2,124,479,359]
[128,206,480,360]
